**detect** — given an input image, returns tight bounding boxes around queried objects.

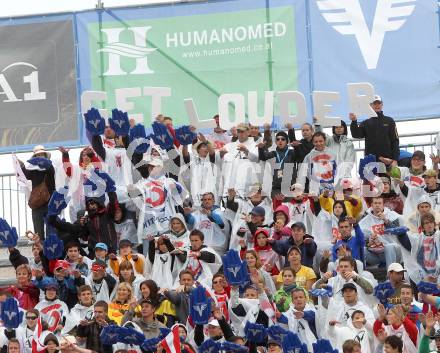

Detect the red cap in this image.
[54,260,70,271]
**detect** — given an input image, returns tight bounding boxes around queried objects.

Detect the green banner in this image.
[87,6,298,125]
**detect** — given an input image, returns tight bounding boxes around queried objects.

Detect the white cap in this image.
[32,145,51,159]
[387,263,406,273]
[147,158,163,167]
[371,95,382,103]
[291,183,304,197]
[208,319,220,327]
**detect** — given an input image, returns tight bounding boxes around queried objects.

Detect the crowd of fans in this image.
[1,95,440,353]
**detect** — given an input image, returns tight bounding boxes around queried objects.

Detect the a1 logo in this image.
[0,62,46,103]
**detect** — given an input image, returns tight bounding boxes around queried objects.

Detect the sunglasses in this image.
[26,316,37,320]
[212,280,222,284]
[276,137,286,141]
[237,129,246,133]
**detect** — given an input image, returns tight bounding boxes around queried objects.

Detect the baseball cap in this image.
[371,95,382,103]
[291,183,304,197]
[95,243,108,251]
[236,123,249,131]
[387,263,406,273]
[91,260,107,272]
[119,239,133,248]
[287,245,302,256]
[291,221,306,232]
[250,206,265,217]
[341,283,357,292]
[412,150,426,161]
[54,260,70,271]
[423,169,437,178]
[45,282,59,291]
[208,319,220,327]
[267,339,282,347]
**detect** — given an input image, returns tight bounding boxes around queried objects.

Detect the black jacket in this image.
[49,193,119,255]
[19,160,55,199]
[294,139,314,163]
[350,112,399,160]
[258,146,297,193]
[77,319,116,353]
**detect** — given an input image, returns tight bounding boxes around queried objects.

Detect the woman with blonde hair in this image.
[108,282,134,325]
[114,260,145,300]
[6,264,39,311]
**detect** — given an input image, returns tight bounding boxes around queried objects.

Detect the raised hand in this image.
[267,325,290,343]
[244,322,267,343]
[377,303,387,321]
[151,122,174,149]
[312,339,338,353]
[222,249,249,286]
[43,234,64,260]
[84,108,105,136]
[430,154,440,165]
[58,146,70,154]
[175,125,197,145]
[129,124,149,154]
[0,218,18,248]
[189,285,211,325]
[1,297,23,329]
[47,187,70,216]
[282,332,308,353]
[425,311,436,330]
[109,109,130,136]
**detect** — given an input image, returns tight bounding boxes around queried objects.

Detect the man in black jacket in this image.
[292,123,314,163]
[48,193,119,256]
[77,300,115,353]
[258,131,297,197]
[350,95,399,162]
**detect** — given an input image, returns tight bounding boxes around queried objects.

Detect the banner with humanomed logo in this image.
[83,0,309,126]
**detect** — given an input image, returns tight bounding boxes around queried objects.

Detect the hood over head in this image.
[274,204,290,225]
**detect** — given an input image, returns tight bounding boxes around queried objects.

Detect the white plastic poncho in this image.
[174,246,222,289]
[221,138,261,198]
[134,174,186,241]
[282,304,317,353]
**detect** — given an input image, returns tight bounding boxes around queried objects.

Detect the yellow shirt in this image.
[108,302,141,325]
[276,265,316,288]
[319,195,363,219]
